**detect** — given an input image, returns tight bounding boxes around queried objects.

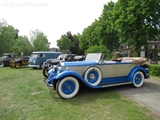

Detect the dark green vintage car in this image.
[10,56,30,68]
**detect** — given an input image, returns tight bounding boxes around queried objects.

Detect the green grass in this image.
[0,67,157,120]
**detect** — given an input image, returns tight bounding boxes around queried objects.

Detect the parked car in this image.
[42,54,85,78]
[0,53,15,67]
[10,56,30,68]
[28,51,61,69]
[44,53,149,99]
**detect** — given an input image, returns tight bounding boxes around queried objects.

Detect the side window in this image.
[24,56,29,60]
[42,54,45,57]
[39,54,45,58]
[10,55,15,58]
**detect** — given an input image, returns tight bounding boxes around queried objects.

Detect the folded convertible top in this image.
[121,57,146,64]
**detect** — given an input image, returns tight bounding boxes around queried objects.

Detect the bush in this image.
[148,64,160,77]
[85,45,109,54]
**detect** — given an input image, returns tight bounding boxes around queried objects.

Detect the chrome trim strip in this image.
[101,82,132,88]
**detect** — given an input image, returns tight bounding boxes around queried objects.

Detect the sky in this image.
[0,0,117,48]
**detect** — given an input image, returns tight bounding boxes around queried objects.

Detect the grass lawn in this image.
[0,67,157,120]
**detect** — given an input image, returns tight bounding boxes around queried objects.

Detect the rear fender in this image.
[128,66,148,81]
[55,70,101,89]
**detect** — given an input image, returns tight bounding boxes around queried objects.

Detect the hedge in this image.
[148,64,160,77]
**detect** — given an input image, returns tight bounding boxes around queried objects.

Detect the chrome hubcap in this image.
[90,73,95,80]
[67,85,71,90]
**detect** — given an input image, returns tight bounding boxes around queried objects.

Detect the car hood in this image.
[60,60,98,67]
[0,58,6,62]
[15,58,21,62]
[46,59,58,62]
[50,59,61,63]
[46,59,61,64]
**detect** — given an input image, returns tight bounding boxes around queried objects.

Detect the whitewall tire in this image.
[133,71,144,88]
[84,67,102,86]
[0,62,5,67]
[57,77,79,99]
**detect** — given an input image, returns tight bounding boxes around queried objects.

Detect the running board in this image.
[101,82,132,88]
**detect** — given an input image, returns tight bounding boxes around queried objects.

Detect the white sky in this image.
[0,0,117,48]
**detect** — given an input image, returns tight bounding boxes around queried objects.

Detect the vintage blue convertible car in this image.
[45,53,149,99]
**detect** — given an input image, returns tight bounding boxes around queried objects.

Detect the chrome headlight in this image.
[58,66,62,73]
[33,60,36,64]
[53,65,57,72]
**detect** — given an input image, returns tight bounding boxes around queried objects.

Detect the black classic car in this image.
[0,53,15,67]
[43,54,85,78]
[10,56,30,68]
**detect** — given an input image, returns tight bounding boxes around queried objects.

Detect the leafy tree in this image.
[57,34,71,53]
[0,25,17,55]
[98,2,120,53]
[79,28,90,53]
[79,2,119,55]
[79,20,101,54]
[30,30,50,51]
[85,45,110,59]
[85,45,108,54]
[114,0,160,56]
[66,31,82,54]
[0,22,3,55]
[57,32,82,54]
[72,34,81,54]
[13,36,33,56]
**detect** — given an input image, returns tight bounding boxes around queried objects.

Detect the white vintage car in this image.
[45,53,149,99]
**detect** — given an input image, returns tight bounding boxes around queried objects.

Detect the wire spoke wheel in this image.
[15,63,21,69]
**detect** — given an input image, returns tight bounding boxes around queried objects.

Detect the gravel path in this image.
[114,77,160,116]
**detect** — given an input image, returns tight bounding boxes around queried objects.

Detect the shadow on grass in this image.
[48,80,160,106]
[9,66,43,70]
[49,85,121,105]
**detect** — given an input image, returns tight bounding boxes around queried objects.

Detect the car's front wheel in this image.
[0,62,5,67]
[56,77,79,99]
[15,63,21,69]
[133,71,144,87]
[43,67,49,78]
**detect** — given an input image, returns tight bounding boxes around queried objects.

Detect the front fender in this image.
[55,70,101,89]
[128,66,147,82]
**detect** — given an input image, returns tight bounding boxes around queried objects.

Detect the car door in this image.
[116,63,136,77]
[99,64,117,78]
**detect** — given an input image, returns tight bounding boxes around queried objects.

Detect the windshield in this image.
[57,54,68,60]
[57,55,62,60]
[85,53,102,61]
[30,53,38,58]
[1,55,9,59]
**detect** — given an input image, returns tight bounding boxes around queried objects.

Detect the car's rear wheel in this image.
[84,67,102,86]
[43,67,49,78]
[10,61,15,68]
[56,77,79,99]
[0,62,5,67]
[133,71,144,87]
[15,63,21,69]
